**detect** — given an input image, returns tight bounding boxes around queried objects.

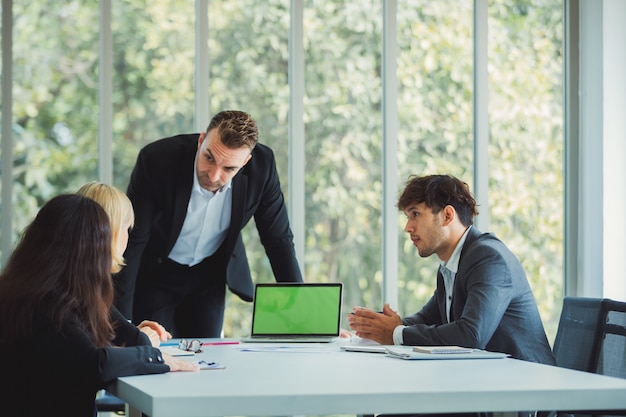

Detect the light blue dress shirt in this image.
[168,161,232,267]
[392,226,472,344]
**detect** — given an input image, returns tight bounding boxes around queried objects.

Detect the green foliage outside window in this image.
[2,0,562,342]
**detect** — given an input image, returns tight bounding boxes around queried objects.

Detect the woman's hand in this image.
[138,320,172,347]
[162,353,200,372]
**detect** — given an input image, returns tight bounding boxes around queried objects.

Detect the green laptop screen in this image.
[251,283,342,335]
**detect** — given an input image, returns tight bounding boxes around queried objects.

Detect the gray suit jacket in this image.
[401,227,555,365]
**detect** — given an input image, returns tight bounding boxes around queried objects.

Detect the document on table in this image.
[194,360,226,370]
[412,345,474,354]
[339,336,388,353]
[385,346,508,360]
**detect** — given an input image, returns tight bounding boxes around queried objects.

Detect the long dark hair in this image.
[0,194,115,347]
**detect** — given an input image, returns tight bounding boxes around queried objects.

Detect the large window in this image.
[487,0,564,339]
[396,0,474,321]
[208,0,292,335]
[2,0,563,341]
[395,0,563,341]
[303,0,385,320]
[111,0,196,190]
[7,1,100,241]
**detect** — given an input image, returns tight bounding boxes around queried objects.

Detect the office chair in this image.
[551,296,605,372]
[540,297,626,417]
[592,298,626,380]
[95,390,125,415]
[583,298,626,417]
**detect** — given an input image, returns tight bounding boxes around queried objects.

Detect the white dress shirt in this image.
[392,226,473,344]
[168,160,232,267]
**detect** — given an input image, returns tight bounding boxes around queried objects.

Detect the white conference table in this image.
[110,338,626,417]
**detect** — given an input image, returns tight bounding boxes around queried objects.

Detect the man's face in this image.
[402,202,447,259]
[196,129,252,192]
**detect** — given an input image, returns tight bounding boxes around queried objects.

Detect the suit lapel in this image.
[168,140,196,252]
[436,268,448,324]
[226,172,248,249]
[449,227,482,323]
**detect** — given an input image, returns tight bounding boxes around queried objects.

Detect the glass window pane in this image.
[396,1,474,314]
[11,1,99,241]
[112,0,195,191]
[488,0,564,342]
[208,0,290,337]
[304,0,384,315]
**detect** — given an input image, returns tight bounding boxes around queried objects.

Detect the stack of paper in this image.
[385,346,508,360]
[412,346,474,354]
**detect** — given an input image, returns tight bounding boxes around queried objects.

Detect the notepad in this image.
[413,345,474,354]
[385,346,509,360]
[341,344,388,353]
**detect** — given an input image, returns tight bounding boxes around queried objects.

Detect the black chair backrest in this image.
[593,298,626,379]
[552,296,604,372]
[545,297,626,417]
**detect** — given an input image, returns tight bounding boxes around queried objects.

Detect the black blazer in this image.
[402,227,556,365]
[0,306,168,417]
[115,134,303,318]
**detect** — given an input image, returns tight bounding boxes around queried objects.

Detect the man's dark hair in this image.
[397,174,479,227]
[207,110,258,150]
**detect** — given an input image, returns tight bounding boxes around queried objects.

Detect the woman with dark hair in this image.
[0,194,197,416]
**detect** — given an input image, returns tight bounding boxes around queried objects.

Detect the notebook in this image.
[340,336,387,353]
[385,346,509,360]
[241,282,343,343]
[341,344,388,353]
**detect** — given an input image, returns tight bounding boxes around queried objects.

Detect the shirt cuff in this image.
[393,325,407,345]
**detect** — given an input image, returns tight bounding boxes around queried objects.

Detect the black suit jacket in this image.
[402,227,556,365]
[0,305,168,417]
[115,134,303,318]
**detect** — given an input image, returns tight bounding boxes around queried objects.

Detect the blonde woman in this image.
[77,181,171,346]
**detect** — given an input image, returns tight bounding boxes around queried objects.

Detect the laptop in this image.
[241,282,343,343]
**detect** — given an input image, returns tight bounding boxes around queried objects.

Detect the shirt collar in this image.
[441,225,472,274]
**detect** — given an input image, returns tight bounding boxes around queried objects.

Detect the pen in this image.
[350,310,384,314]
[161,341,240,347]
[201,341,240,346]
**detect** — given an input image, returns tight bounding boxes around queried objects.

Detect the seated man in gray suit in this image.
[348,174,555,366]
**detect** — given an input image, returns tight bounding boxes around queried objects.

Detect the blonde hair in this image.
[77,181,135,274]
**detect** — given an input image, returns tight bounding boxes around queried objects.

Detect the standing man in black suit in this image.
[115,110,303,338]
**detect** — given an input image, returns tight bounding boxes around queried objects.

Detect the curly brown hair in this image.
[206,110,258,150]
[397,174,479,227]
